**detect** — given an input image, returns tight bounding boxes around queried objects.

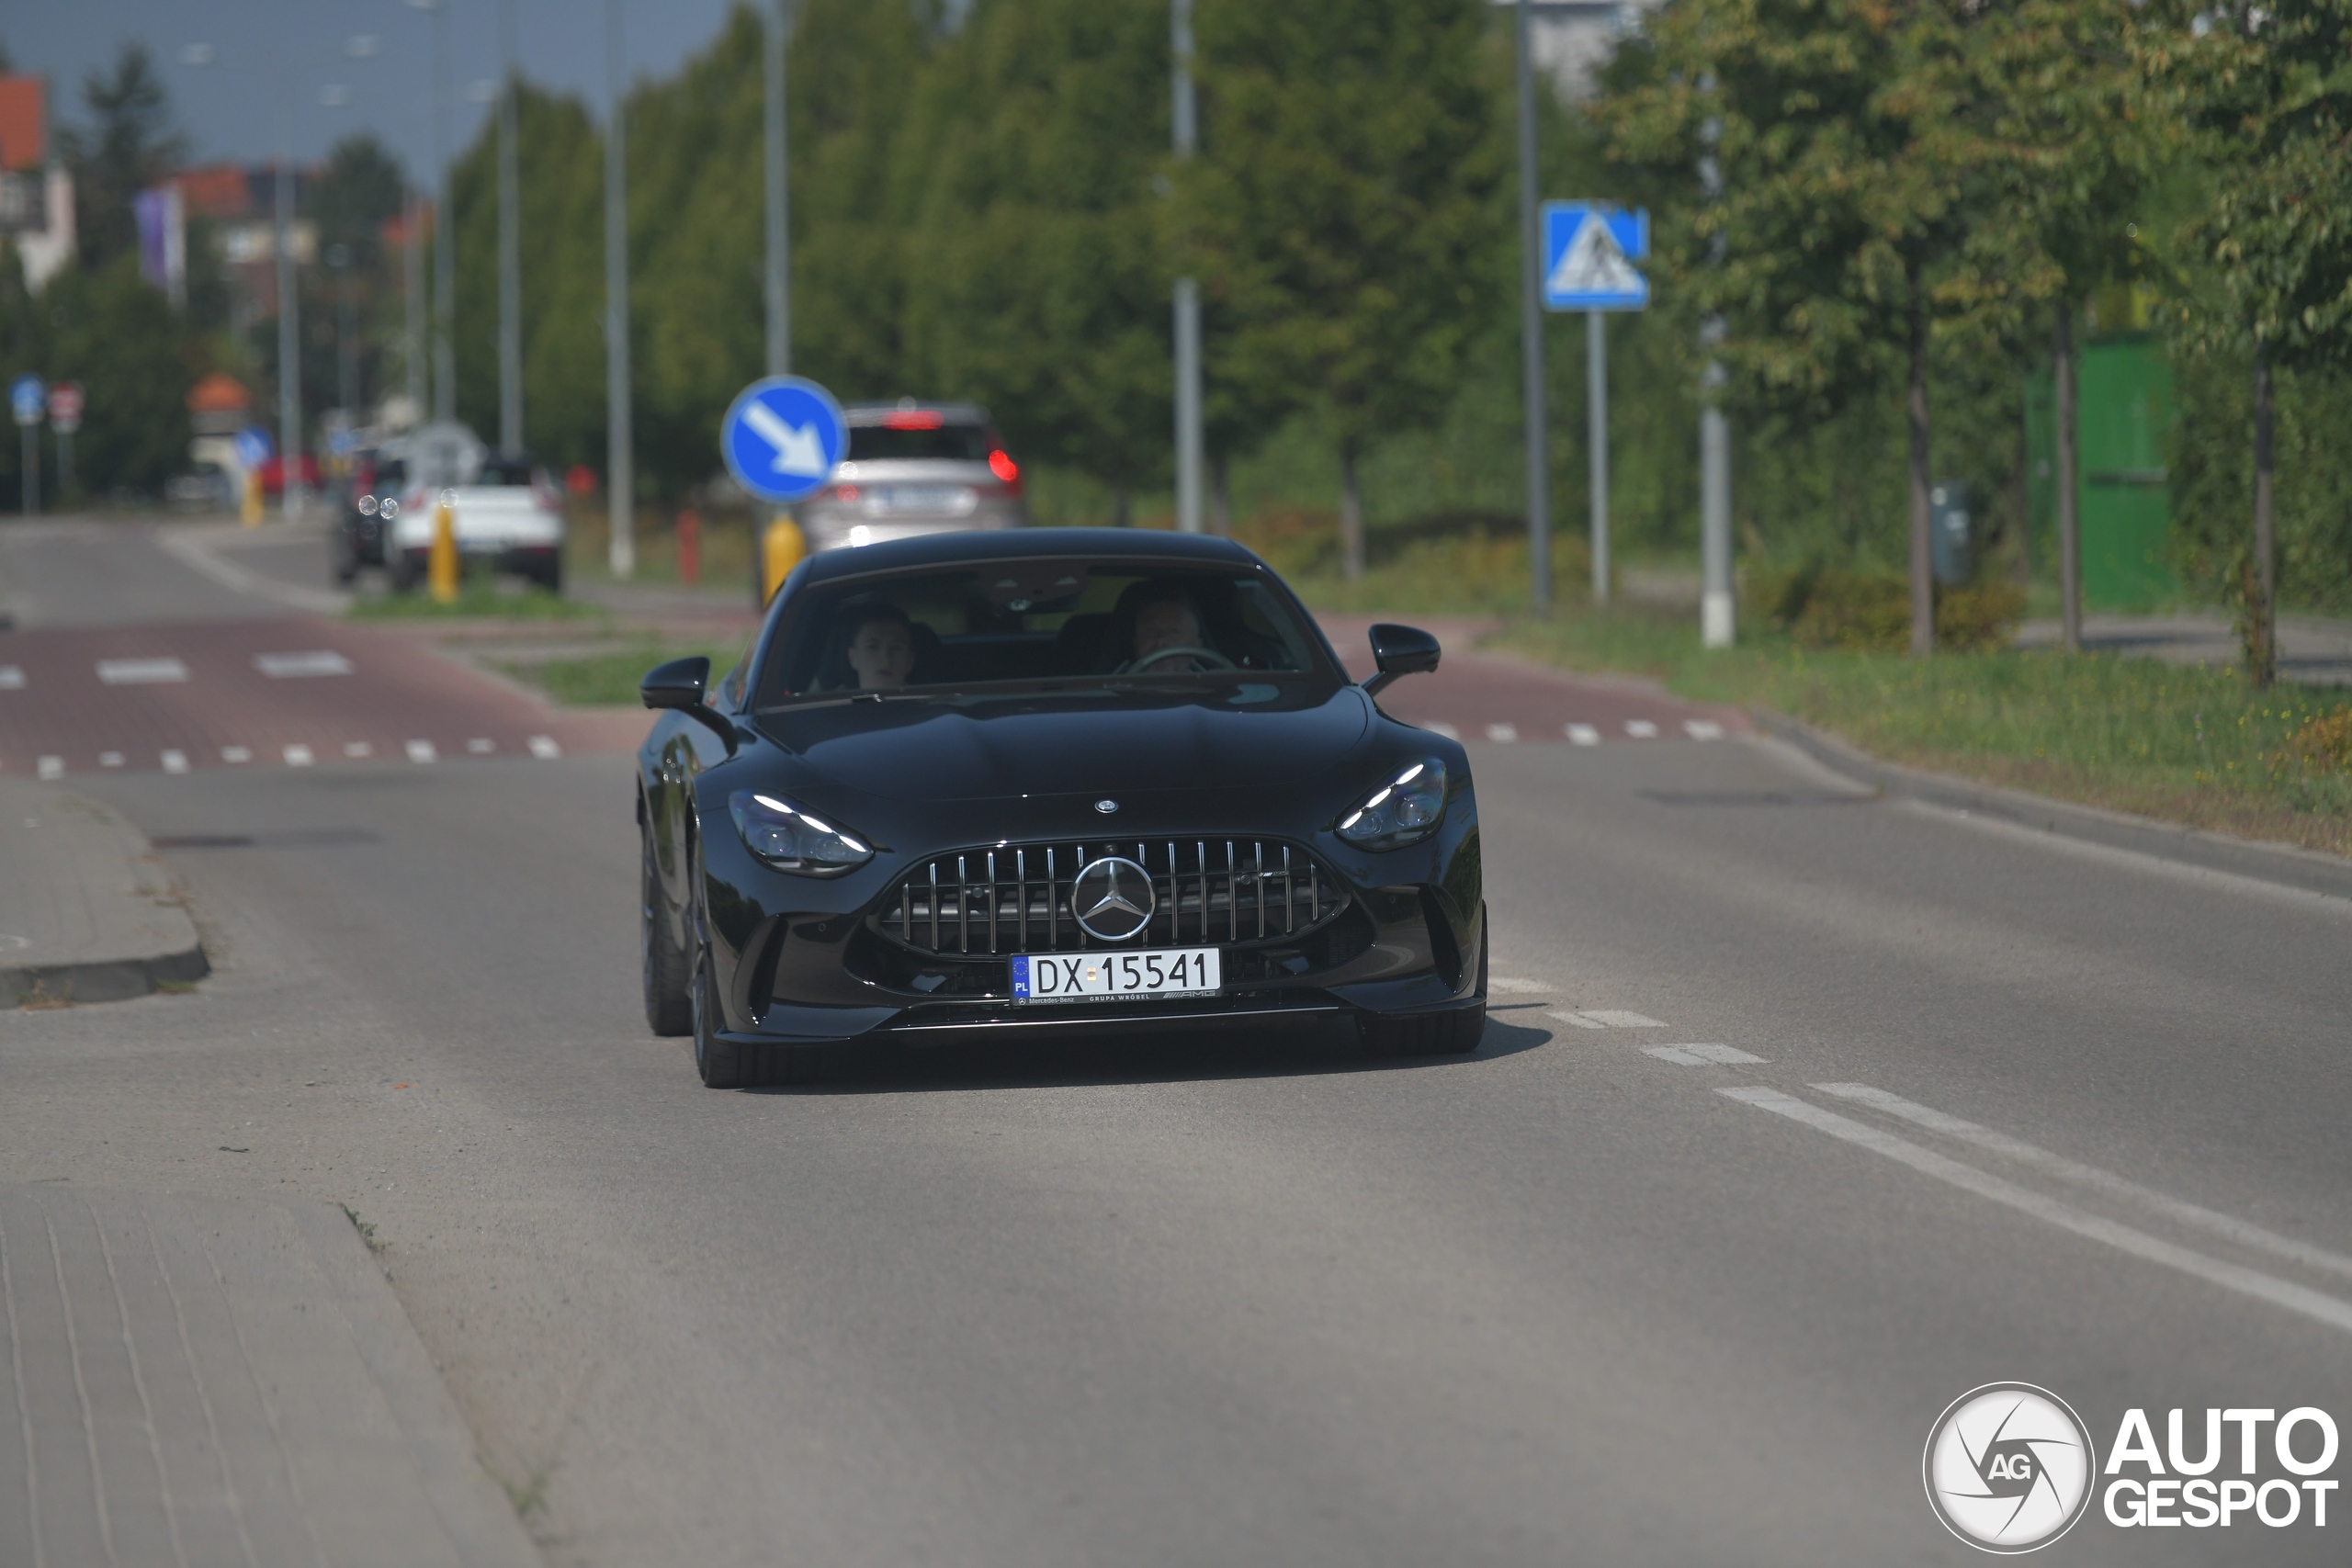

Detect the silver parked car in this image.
[794,401,1027,552]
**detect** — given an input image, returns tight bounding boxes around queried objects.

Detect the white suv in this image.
[793,401,1027,553]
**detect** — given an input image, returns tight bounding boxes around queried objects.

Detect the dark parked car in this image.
[639,527,1485,1087]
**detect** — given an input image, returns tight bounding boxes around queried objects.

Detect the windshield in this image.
[843,423,993,464]
[754,558,1334,707]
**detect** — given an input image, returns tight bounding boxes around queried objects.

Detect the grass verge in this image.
[1494,607,2352,857]
[493,642,750,707]
[348,581,602,622]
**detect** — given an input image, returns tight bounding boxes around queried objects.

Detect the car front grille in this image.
[875,839,1348,955]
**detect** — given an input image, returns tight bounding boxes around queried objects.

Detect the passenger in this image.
[1118,583,1224,672]
[838,603,917,690]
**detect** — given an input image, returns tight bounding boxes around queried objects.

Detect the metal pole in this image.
[1587,310,1608,603]
[1171,0,1204,535]
[432,3,456,423]
[764,0,791,378]
[1698,99,1733,648]
[1514,0,1551,611]
[276,122,304,523]
[337,262,357,416]
[19,426,33,517]
[498,0,524,452]
[605,0,635,578]
[405,188,426,416]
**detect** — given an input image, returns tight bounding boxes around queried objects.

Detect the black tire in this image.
[642,822,693,1037]
[684,844,836,1088]
[330,529,359,586]
[531,555,563,594]
[1358,906,1487,1058]
[389,551,422,592]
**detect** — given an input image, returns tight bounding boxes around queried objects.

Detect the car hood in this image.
[753,683,1374,804]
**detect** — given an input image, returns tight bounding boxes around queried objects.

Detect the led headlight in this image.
[728,790,874,876]
[1335,759,1447,851]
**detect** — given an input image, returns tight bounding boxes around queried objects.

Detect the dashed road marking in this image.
[96,657,189,684]
[0,665,22,689]
[160,750,189,775]
[527,736,561,760]
[1486,723,1519,743]
[344,741,372,759]
[1645,1043,1766,1066]
[406,739,437,764]
[1813,1082,2352,1283]
[1623,719,1659,739]
[467,738,494,755]
[1422,721,1460,740]
[221,746,252,764]
[37,756,62,781]
[1683,719,1724,740]
[1549,1009,1665,1029]
[98,750,124,768]
[1488,976,1551,994]
[1718,1086,2352,1337]
[254,649,355,679]
[1566,723,1600,746]
[284,744,314,767]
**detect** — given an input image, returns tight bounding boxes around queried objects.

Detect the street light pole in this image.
[1171,0,1203,536]
[432,2,455,423]
[605,0,635,577]
[763,0,791,378]
[404,188,426,417]
[498,0,524,452]
[1514,0,1551,612]
[276,113,304,523]
[1698,96,1733,648]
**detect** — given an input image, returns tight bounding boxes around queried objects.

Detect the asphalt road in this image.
[6,517,2351,1565]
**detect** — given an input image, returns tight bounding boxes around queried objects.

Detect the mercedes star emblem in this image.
[1070,856,1155,942]
[1093,798,1119,814]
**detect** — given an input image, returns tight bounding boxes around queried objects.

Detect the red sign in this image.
[46,381,82,432]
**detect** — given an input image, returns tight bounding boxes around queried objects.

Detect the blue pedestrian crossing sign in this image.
[1542,203,1649,311]
[721,376,848,506]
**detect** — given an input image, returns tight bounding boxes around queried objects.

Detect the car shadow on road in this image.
[751,1014,1554,1097]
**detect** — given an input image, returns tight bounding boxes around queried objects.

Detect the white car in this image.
[386,445,567,593]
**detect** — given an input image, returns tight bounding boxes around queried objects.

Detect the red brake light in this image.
[827,483,862,503]
[881,411,944,430]
[988,449,1021,491]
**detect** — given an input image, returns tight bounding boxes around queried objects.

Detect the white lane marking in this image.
[97,657,189,684]
[466,738,494,755]
[1422,721,1460,740]
[1720,1087,2352,1337]
[1566,723,1600,746]
[0,665,23,689]
[406,739,436,764]
[1683,719,1725,740]
[527,736,560,760]
[344,741,372,759]
[283,744,314,767]
[220,746,252,764]
[1489,976,1551,994]
[1485,723,1520,743]
[160,750,189,775]
[1623,719,1659,739]
[1645,1043,1766,1066]
[37,755,63,781]
[1814,1082,2352,1285]
[254,649,354,679]
[1548,1010,1607,1029]
[1547,1009,1667,1029]
[98,750,125,768]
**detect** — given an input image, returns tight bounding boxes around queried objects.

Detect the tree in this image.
[43,254,198,495]
[2140,0,2352,686]
[62,44,187,273]
[1184,0,1499,576]
[311,134,408,274]
[1607,0,2006,653]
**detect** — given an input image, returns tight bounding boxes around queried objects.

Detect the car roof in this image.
[797,527,1262,583]
[841,400,990,427]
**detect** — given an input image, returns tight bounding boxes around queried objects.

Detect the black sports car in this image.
[636,527,1485,1086]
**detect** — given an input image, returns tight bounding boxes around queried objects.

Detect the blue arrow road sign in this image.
[232,425,276,468]
[721,376,848,506]
[10,375,44,426]
[1542,203,1649,311]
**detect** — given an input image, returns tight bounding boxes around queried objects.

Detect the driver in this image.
[1119,584,1222,672]
[838,603,917,690]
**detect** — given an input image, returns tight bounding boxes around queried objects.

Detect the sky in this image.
[4,0,752,177]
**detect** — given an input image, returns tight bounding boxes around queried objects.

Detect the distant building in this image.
[0,73,77,291]
[171,162,320,332]
[1490,0,1654,103]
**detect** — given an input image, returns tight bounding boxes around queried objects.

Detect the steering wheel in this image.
[1130,645,1237,673]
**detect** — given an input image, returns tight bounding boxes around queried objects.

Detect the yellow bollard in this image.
[241,470,264,526]
[429,495,460,605]
[760,513,806,606]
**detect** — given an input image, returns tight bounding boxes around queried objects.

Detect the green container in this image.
[2023,335,2177,610]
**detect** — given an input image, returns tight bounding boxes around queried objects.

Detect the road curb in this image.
[1749,705,2352,904]
[2,775,212,1006]
[3,942,210,1006]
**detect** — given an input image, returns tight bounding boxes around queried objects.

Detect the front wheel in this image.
[1358,906,1487,1058]
[642,820,692,1036]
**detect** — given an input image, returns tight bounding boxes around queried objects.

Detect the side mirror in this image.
[640,656,738,754]
[1362,624,1441,698]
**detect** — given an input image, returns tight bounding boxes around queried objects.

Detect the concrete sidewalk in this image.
[0,773,207,1005]
[2016,609,2352,686]
[0,1185,541,1568]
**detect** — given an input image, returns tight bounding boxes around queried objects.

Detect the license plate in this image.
[1011,947,1221,1004]
[880,484,970,513]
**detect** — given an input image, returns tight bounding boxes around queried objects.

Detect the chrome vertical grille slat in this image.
[876,838,1347,957]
